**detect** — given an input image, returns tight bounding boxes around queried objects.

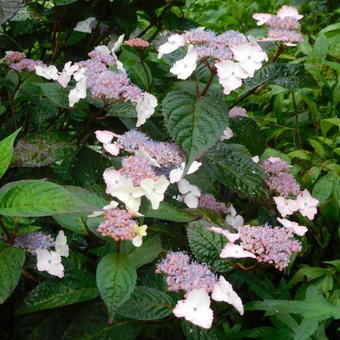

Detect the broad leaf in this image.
[34,83,69,108]
[0,180,91,217]
[244,64,318,92]
[62,303,141,340]
[181,320,219,340]
[0,128,20,179]
[127,235,162,269]
[0,247,25,303]
[162,90,228,167]
[0,0,22,25]
[203,143,267,199]
[229,117,266,156]
[187,220,231,272]
[16,272,98,313]
[118,286,175,320]
[96,253,137,321]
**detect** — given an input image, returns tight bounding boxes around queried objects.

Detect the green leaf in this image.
[162,90,228,167]
[34,83,69,108]
[54,0,78,5]
[0,180,91,217]
[127,235,162,269]
[244,64,318,92]
[0,247,25,303]
[314,34,328,61]
[16,273,98,314]
[312,173,338,204]
[187,220,231,272]
[54,187,107,234]
[247,286,340,320]
[181,320,219,340]
[62,303,141,340]
[144,201,195,222]
[203,143,267,199]
[117,286,175,320]
[0,128,21,179]
[229,117,266,155]
[0,0,22,25]
[96,253,137,321]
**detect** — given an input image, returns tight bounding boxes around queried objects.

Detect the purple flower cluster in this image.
[14,231,54,254]
[97,208,137,241]
[156,251,217,293]
[10,58,44,72]
[118,130,184,166]
[121,156,157,186]
[253,6,303,45]
[3,51,26,63]
[198,194,228,213]
[263,157,300,197]
[182,28,247,61]
[76,50,143,103]
[239,225,302,270]
[229,106,248,118]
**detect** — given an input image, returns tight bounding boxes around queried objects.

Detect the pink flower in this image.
[208,226,239,242]
[274,196,299,217]
[95,130,120,156]
[277,218,307,236]
[277,6,303,20]
[124,38,150,48]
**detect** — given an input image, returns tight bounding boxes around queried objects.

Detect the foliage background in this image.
[0,0,339,339]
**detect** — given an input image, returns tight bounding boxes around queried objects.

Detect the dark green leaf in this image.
[96,253,137,321]
[0,0,22,25]
[0,247,25,303]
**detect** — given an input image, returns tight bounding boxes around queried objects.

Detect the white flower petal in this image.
[220,243,256,259]
[55,230,69,257]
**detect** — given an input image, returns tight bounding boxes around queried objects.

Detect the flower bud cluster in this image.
[14,231,54,255]
[253,5,304,46]
[198,194,228,213]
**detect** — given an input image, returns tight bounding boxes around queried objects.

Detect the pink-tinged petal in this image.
[277,217,307,236]
[103,143,120,156]
[95,130,114,144]
[208,226,240,243]
[277,6,303,20]
[220,243,256,259]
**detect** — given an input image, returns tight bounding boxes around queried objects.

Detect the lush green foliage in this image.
[0,0,339,339]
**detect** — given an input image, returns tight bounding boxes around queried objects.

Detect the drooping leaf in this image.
[0,180,92,217]
[96,253,137,321]
[203,143,267,199]
[16,272,98,314]
[0,128,21,179]
[62,303,141,340]
[33,83,70,108]
[181,320,219,340]
[0,0,22,25]
[0,247,25,304]
[117,286,175,320]
[127,235,162,269]
[162,90,228,167]
[187,220,231,272]
[229,117,266,155]
[244,64,318,92]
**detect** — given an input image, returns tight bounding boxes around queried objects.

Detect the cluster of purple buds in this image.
[156,251,218,294]
[229,106,248,118]
[238,225,302,271]
[253,5,304,46]
[97,208,137,241]
[198,194,228,213]
[263,157,300,197]
[14,231,55,254]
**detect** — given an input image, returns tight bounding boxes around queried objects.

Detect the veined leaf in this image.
[162,90,228,167]
[0,247,25,303]
[187,220,231,272]
[181,320,219,340]
[117,286,175,320]
[96,253,137,321]
[229,117,266,156]
[0,180,91,217]
[244,64,317,92]
[0,0,22,25]
[0,128,21,179]
[16,274,98,314]
[203,143,267,199]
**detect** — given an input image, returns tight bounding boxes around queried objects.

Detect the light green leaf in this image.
[117,286,175,320]
[162,90,228,167]
[313,173,338,204]
[96,253,137,321]
[0,128,21,179]
[204,143,267,199]
[293,319,320,340]
[0,180,91,217]
[127,235,162,269]
[314,34,328,61]
[187,220,231,272]
[0,247,25,304]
